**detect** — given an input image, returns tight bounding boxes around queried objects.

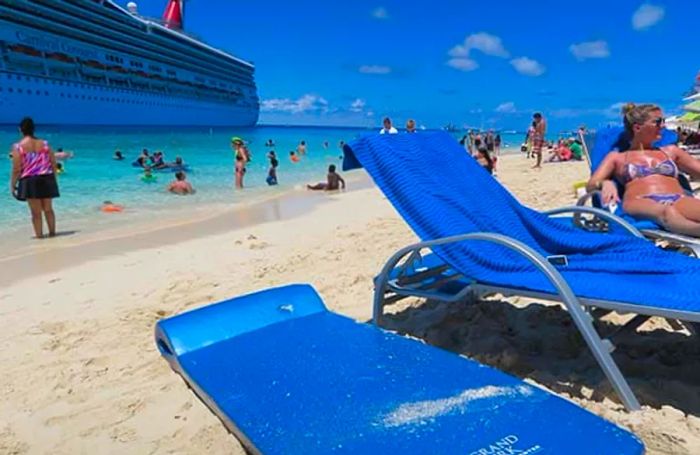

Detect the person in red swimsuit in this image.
[588,103,700,236]
[9,117,60,238]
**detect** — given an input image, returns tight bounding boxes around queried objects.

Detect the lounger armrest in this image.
[544,205,643,238]
[155,284,326,361]
[576,189,601,207]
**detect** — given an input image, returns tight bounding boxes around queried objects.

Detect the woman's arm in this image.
[10,148,21,193]
[587,152,621,204]
[587,152,618,191]
[668,145,700,179]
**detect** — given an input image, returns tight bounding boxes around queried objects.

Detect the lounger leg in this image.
[568,313,641,410]
[374,233,643,411]
[373,271,390,325]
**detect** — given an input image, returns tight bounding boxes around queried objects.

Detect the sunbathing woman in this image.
[587,103,700,236]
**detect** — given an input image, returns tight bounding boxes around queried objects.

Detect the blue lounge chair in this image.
[156,284,644,454]
[343,131,700,411]
[579,127,700,256]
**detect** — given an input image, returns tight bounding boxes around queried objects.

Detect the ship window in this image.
[18,88,23,93]
[44,91,48,96]
[8,88,12,92]
[7,74,11,80]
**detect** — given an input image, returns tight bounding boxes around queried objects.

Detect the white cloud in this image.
[359,65,392,75]
[446,57,479,72]
[449,32,510,59]
[371,7,388,19]
[569,40,610,61]
[510,57,545,76]
[495,102,516,113]
[261,94,329,114]
[632,4,665,30]
[350,98,366,112]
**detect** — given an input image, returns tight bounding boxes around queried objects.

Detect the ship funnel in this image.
[162,0,183,30]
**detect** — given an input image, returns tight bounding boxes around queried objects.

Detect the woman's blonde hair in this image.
[622,102,661,135]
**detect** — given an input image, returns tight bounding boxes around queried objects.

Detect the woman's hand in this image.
[600,180,620,205]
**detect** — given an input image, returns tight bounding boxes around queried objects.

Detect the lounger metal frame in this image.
[373,229,700,412]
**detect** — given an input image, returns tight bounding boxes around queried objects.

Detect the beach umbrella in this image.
[680,112,700,122]
[684,100,700,113]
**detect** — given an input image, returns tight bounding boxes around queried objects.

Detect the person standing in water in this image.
[266,151,279,186]
[9,117,60,238]
[231,136,248,189]
[167,171,195,195]
[297,140,307,155]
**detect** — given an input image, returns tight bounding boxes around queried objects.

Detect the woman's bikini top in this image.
[619,148,678,185]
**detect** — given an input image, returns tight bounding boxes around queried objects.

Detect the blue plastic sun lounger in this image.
[343,131,700,411]
[156,284,644,454]
[579,126,700,255]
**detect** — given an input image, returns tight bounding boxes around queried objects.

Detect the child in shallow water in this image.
[141,168,157,183]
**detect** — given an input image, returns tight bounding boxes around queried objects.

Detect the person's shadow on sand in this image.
[381,296,700,416]
[35,230,79,240]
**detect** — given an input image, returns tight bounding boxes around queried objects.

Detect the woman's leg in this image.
[27,199,44,238]
[306,183,327,191]
[625,198,700,237]
[41,198,56,236]
[672,197,700,223]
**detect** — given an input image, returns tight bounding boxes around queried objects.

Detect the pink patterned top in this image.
[15,141,53,179]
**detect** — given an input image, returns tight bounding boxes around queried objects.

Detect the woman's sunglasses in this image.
[651,117,665,127]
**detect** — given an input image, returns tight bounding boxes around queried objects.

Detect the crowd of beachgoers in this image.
[7,117,353,239]
[9,103,700,240]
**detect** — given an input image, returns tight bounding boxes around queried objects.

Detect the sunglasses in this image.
[651,117,665,127]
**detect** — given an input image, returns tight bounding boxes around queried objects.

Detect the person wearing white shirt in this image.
[379,117,398,134]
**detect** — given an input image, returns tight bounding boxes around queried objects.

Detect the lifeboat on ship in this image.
[107,65,129,80]
[80,59,107,76]
[45,52,76,69]
[6,44,43,64]
[128,70,152,87]
[148,74,167,87]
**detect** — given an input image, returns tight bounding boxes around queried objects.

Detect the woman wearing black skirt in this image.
[9,117,60,238]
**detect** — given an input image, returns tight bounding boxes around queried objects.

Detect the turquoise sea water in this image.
[0,125,524,239]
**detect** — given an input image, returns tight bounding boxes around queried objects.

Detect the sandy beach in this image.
[2,154,699,455]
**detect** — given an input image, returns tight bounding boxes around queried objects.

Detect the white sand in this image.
[1,155,698,454]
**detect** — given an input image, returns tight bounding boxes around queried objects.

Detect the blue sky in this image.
[125,1,699,132]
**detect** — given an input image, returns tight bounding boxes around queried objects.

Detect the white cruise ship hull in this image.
[0,70,259,126]
[0,2,259,127]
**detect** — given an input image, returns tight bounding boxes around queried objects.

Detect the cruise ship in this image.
[0,0,259,126]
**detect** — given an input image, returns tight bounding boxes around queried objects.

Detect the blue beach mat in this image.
[156,284,644,454]
[343,132,700,311]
